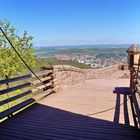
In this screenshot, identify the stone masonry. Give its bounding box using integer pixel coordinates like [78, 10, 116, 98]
[42, 64, 129, 92]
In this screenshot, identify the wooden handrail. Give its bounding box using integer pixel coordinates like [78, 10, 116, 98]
[0, 90, 32, 106]
[0, 83, 31, 95]
[0, 70, 54, 121]
[0, 74, 32, 85]
[32, 76, 52, 86]
[32, 70, 53, 77]
[130, 66, 140, 128]
[0, 99, 35, 119]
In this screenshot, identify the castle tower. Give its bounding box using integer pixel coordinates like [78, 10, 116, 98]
[127, 44, 140, 68]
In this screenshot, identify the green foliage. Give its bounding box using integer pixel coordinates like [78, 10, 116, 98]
[0, 19, 36, 79]
[34, 58, 94, 69]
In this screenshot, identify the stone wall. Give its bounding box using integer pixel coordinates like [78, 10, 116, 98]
[84, 65, 120, 79]
[42, 64, 124, 92]
[52, 65, 85, 91]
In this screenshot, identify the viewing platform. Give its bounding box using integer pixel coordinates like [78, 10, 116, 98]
[0, 77, 139, 140]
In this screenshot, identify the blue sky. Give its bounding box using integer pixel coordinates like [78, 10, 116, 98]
[0, 0, 140, 46]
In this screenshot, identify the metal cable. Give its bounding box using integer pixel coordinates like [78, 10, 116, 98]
[87, 98, 130, 116]
[0, 27, 51, 89]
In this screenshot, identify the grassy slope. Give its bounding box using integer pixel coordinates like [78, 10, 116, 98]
[34, 58, 93, 70]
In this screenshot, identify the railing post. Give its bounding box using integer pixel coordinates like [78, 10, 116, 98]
[127, 44, 140, 128]
[130, 67, 135, 91]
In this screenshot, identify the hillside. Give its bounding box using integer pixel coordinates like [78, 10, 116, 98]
[35, 58, 93, 70]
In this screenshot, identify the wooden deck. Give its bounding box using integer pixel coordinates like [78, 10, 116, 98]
[0, 79, 140, 140]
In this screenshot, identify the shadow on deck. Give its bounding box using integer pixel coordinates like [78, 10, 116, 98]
[113, 87, 131, 125]
[0, 100, 139, 140]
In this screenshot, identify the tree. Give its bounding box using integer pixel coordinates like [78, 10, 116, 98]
[0, 19, 36, 80]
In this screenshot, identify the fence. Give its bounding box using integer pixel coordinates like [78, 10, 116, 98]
[130, 67, 140, 128]
[0, 69, 54, 121]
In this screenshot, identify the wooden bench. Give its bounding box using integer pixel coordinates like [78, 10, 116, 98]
[0, 70, 54, 121]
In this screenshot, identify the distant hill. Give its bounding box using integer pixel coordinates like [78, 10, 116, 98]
[34, 46, 128, 59]
[35, 58, 93, 70]
[34, 44, 131, 49]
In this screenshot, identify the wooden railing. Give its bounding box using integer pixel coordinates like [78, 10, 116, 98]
[0, 69, 54, 121]
[130, 67, 140, 128]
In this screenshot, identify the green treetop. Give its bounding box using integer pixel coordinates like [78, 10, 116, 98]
[0, 19, 36, 80]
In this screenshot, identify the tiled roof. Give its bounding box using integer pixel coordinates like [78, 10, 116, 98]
[127, 44, 140, 53]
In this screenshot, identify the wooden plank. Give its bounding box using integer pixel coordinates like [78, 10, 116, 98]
[0, 74, 32, 85]
[32, 76, 52, 85]
[129, 95, 138, 128]
[136, 79, 140, 87]
[0, 98, 35, 119]
[37, 83, 52, 90]
[0, 90, 32, 106]
[0, 83, 31, 95]
[135, 84, 140, 93]
[137, 73, 140, 79]
[31, 83, 52, 94]
[33, 89, 53, 101]
[32, 70, 53, 78]
[132, 94, 140, 125]
[31, 88, 39, 94]
[136, 93, 140, 110]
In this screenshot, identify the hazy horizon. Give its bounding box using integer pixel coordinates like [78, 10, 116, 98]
[33, 44, 132, 48]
